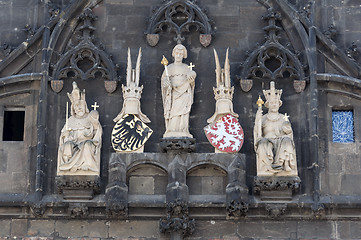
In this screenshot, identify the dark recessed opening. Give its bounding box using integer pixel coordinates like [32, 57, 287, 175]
[3, 110, 25, 141]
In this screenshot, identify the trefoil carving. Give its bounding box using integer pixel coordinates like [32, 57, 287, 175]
[145, 0, 213, 47]
[240, 8, 305, 93]
[52, 8, 118, 93]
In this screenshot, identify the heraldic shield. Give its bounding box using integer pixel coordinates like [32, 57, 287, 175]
[204, 114, 244, 153]
[112, 114, 153, 152]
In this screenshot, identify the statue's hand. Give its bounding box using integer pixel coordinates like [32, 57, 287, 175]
[255, 108, 263, 122]
[187, 72, 196, 86]
[282, 121, 292, 134]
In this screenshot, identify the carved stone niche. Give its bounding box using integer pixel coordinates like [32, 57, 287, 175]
[55, 175, 100, 200]
[253, 176, 301, 201]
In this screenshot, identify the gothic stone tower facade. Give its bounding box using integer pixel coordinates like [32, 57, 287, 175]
[0, 0, 361, 239]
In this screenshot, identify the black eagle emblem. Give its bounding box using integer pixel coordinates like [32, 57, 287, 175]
[111, 114, 153, 152]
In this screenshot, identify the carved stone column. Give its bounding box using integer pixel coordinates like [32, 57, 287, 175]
[226, 155, 249, 219]
[105, 153, 128, 218]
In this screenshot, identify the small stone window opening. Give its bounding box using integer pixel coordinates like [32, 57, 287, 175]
[2, 108, 25, 141]
[332, 110, 354, 143]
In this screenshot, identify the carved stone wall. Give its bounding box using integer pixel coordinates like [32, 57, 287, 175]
[1, 0, 361, 239]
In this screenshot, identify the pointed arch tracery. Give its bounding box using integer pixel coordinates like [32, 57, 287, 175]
[51, 8, 118, 93]
[145, 0, 213, 47]
[240, 8, 306, 93]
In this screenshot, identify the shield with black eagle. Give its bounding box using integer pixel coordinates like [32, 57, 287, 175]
[111, 114, 153, 152]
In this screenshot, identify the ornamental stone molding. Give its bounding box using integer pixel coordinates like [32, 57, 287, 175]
[51, 8, 118, 93]
[240, 8, 305, 93]
[145, 0, 213, 47]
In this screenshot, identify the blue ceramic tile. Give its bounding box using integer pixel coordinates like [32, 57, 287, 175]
[332, 111, 354, 143]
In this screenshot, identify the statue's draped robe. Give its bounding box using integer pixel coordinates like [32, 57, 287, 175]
[254, 113, 297, 176]
[57, 111, 102, 175]
[161, 63, 195, 138]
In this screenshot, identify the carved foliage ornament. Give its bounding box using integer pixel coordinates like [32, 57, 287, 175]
[240, 8, 305, 93]
[159, 199, 195, 236]
[52, 8, 117, 93]
[146, 0, 213, 47]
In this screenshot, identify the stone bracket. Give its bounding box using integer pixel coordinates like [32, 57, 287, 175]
[55, 175, 100, 200]
[253, 176, 301, 201]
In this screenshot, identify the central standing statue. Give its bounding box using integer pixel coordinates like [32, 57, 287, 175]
[161, 44, 196, 138]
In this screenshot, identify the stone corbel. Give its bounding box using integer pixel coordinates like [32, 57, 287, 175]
[159, 199, 195, 238]
[68, 203, 89, 218]
[265, 203, 287, 218]
[30, 202, 46, 218]
[253, 176, 301, 201]
[55, 175, 101, 200]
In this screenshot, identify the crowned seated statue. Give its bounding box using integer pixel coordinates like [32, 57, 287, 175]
[254, 81, 298, 176]
[57, 82, 102, 176]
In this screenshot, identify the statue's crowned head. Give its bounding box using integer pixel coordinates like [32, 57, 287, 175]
[172, 44, 187, 59]
[67, 81, 89, 116]
[263, 81, 283, 109]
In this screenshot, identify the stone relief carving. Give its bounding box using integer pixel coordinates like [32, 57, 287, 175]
[51, 8, 118, 93]
[68, 203, 89, 218]
[240, 8, 305, 93]
[266, 203, 287, 218]
[159, 199, 195, 237]
[145, 0, 213, 47]
[254, 81, 298, 176]
[57, 82, 102, 176]
[161, 44, 196, 138]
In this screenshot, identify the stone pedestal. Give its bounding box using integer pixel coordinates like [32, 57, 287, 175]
[55, 175, 100, 200]
[253, 176, 301, 201]
[160, 138, 196, 153]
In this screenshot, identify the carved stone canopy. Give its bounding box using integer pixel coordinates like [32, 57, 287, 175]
[240, 8, 305, 92]
[145, 0, 213, 47]
[51, 8, 118, 93]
